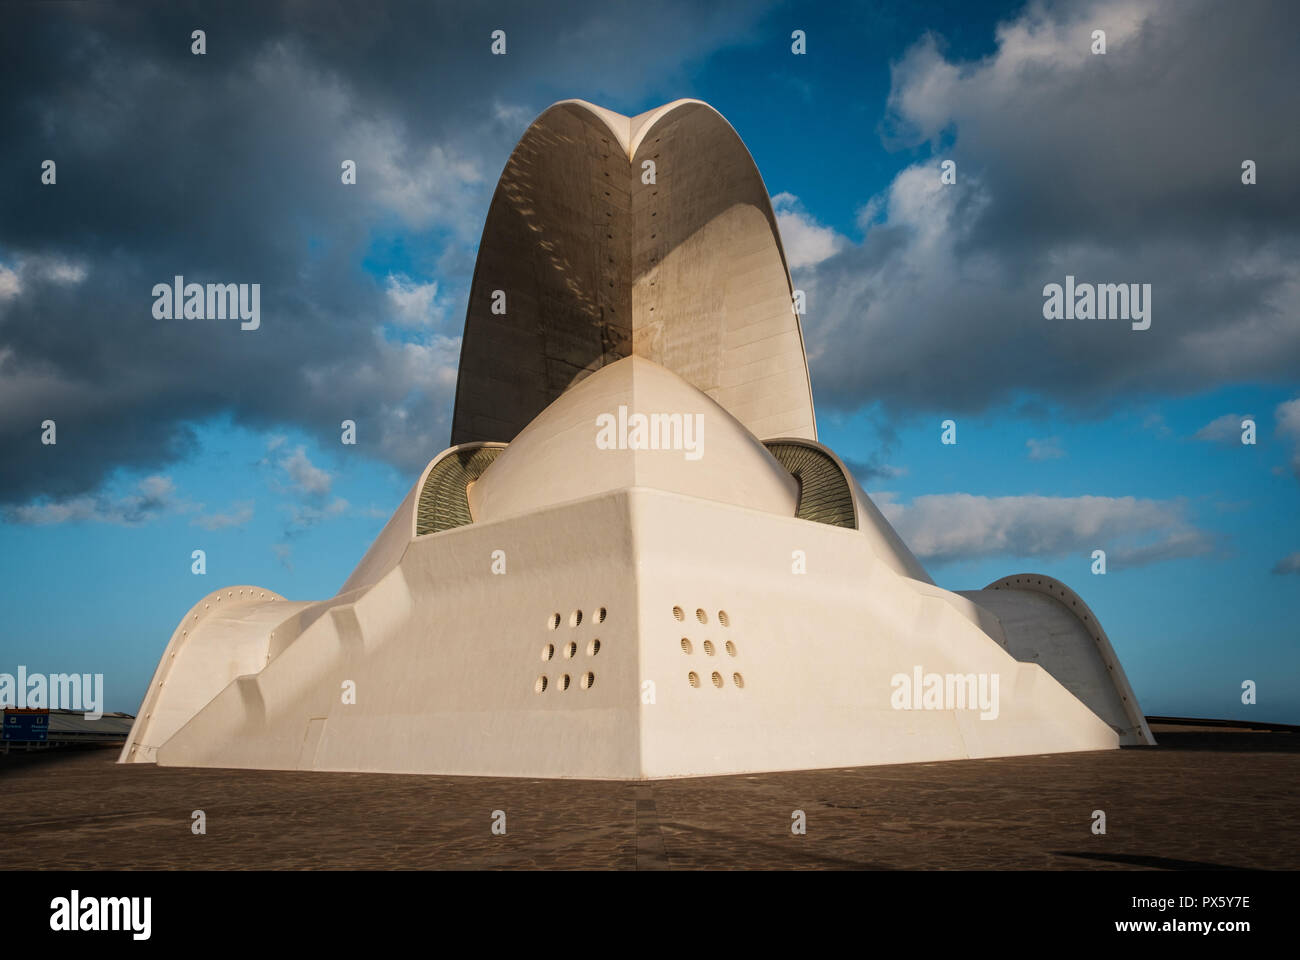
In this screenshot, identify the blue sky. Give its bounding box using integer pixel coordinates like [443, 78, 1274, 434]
[1, 0, 1297, 722]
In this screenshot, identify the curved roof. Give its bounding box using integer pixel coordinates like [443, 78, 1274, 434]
[468, 356, 799, 523]
[764, 436, 933, 584]
[414, 443, 506, 536]
[451, 99, 817, 446]
[764, 440, 857, 528]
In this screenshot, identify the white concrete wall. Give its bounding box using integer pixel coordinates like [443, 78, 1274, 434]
[145, 487, 1117, 778]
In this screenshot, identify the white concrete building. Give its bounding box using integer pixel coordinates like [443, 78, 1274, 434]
[121, 100, 1153, 778]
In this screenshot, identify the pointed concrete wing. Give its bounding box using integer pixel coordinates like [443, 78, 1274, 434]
[450, 99, 817, 445]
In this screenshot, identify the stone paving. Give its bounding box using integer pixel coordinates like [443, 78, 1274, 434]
[3, 726, 1296, 870]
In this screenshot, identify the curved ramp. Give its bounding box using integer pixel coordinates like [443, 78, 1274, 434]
[119, 585, 308, 763]
[958, 575, 1155, 745]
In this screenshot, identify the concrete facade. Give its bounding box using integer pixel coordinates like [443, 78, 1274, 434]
[121, 100, 1153, 778]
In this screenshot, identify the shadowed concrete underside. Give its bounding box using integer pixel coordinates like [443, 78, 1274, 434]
[450, 99, 817, 447]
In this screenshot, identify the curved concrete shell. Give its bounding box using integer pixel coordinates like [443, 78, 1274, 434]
[450, 99, 817, 446]
[122, 98, 1152, 778]
[468, 356, 799, 524]
[959, 575, 1156, 745]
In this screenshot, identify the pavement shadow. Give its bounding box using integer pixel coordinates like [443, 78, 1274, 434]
[1052, 851, 1259, 871]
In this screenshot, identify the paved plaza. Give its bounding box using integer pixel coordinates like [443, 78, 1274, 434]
[3, 725, 1295, 870]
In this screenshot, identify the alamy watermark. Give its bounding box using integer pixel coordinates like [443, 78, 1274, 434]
[0, 666, 104, 719]
[595, 405, 704, 461]
[890, 666, 1000, 720]
[1042, 275, 1151, 330]
[152, 275, 260, 330]
[50, 890, 150, 940]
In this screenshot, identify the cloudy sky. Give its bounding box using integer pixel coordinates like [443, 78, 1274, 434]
[2, 0, 1297, 722]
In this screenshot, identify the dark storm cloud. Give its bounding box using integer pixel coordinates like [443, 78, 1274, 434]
[0, 0, 775, 504]
[801, 0, 1300, 418]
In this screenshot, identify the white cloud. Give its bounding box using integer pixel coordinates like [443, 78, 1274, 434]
[262, 438, 356, 535]
[887, 1, 1175, 146]
[1275, 397, 1300, 478]
[43, 259, 87, 285]
[0, 255, 88, 306]
[771, 192, 848, 270]
[491, 101, 534, 130]
[285, 496, 349, 532]
[280, 445, 333, 497]
[1026, 436, 1065, 460]
[880, 492, 1211, 568]
[9, 497, 101, 525]
[1194, 413, 1252, 444]
[299, 328, 462, 467]
[1141, 411, 1172, 437]
[239, 42, 487, 237]
[0, 264, 19, 301]
[844, 457, 908, 482]
[193, 501, 255, 530]
[6, 475, 176, 526]
[801, 0, 1300, 416]
[385, 273, 445, 327]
